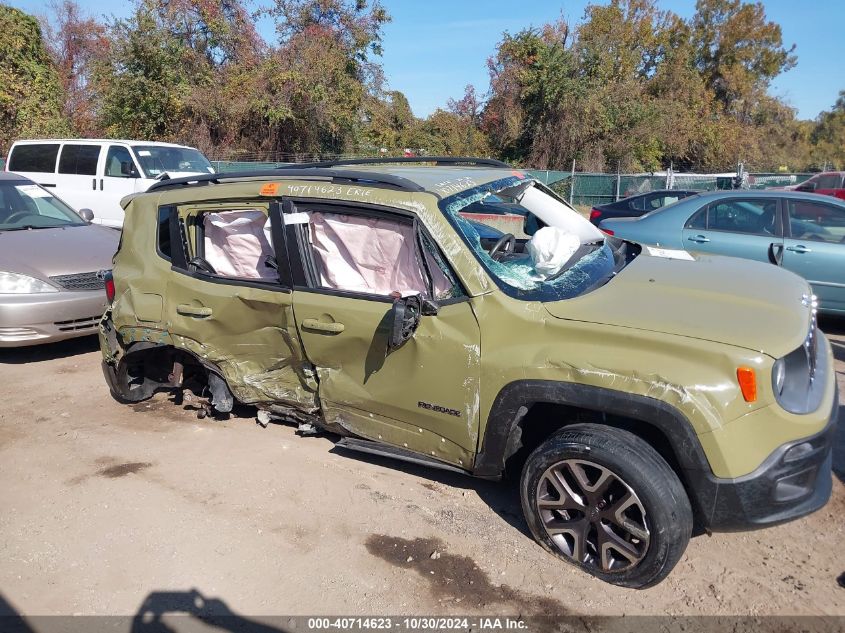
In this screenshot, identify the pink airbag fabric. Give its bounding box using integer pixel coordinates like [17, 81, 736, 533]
[203, 210, 275, 279]
[309, 212, 449, 297]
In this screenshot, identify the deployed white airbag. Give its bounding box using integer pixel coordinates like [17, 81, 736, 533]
[203, 210, 276, 279]
[519, 185, 604, 243]
[527, 226, 581, 278]
[309, 212, 431, 296]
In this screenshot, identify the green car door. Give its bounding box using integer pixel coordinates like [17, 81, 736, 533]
[680, 197, 783, 264]
[782, 197, 845, 314]
[280, 199, 482, 468]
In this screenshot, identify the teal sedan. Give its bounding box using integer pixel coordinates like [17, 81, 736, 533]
[599, 190, 845, 315]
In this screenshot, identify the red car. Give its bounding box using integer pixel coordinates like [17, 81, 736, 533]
[785, 172, 845, 200]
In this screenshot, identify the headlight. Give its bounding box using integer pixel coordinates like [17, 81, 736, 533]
[772, 325, 827, 415]
[772, 358, 786, 397]
[0, 271, 58, 294]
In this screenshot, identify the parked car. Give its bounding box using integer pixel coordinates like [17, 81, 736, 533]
[588, 189, 700, 226]
[0, 172, 119, 347]
[773, 171, 845, 201]
[99, 157, 835, 588]
[598, 190, 845, 315]
[5, 139, 215, 228]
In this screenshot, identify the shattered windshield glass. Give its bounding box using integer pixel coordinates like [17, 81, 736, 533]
[439, 176, 625, 301]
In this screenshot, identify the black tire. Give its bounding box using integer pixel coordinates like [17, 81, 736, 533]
[520, 423, 692, 589]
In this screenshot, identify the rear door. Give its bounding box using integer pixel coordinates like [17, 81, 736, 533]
[283, 198, 481, 468]
[162, 200, 319, 413]
[681, 197, 783, 263]
[54, 143, 102, 213]
[782, 198, 845, 313]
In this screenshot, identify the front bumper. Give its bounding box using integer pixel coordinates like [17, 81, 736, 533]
[692, 388, 839, 531]
[0, 290, 107, 347]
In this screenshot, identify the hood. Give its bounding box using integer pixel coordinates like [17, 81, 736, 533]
[153, 170, 211, 181]
[543, 250, 813, 358]
[0, 225, 120, 281]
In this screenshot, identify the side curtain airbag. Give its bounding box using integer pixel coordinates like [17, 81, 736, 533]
[203, 210, 276, 279]
[309, 212, 429, 296]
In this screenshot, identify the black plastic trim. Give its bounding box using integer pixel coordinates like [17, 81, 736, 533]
[291, 285, 395, 303]
[474, 380, 710, 479]
[146, 168, 427, 194]
[687, 388, 838, 531]
[475, 378, 838, 531]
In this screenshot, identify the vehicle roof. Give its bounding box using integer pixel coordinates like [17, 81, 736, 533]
[10, 139, 197, 149]
[146, 160, 523, 199]
[690, 189, 845, 202]
[626, 189, 699, 196]
[333, 164, 518, 192]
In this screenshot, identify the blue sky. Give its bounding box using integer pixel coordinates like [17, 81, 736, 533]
[10, 0, 845, 120]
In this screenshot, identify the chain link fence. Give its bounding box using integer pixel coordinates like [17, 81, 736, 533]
[528, 170, 814, 207]
[206, 160, 815, 208]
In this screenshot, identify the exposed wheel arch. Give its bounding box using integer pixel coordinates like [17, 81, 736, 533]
[103, 341, 233, 412]
[473, 380, 715, 530]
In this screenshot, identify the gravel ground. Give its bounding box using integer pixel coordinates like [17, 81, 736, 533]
[0, 321, 842, 624]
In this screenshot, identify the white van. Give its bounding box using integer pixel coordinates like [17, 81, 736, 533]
[5, 140, 215, 227]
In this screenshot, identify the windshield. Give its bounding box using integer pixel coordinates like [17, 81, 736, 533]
[132, 146, 214, 178]
[440, 177, 629, 301]
[0, 181, 87, 231]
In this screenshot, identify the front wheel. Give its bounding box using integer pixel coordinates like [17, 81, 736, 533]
[520, 424, 692, 588]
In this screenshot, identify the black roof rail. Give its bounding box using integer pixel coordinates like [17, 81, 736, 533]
[146, 168, 428, 194]
[281, 156, 512, 169]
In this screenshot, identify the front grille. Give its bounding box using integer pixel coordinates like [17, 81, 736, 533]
[54, 316, 100, 332]
[49, 271, 105, 291]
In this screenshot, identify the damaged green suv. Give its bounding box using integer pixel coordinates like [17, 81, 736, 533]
[100, 157, 838, 588]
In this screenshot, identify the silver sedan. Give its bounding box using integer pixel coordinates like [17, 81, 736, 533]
[0, 172, 119, 347]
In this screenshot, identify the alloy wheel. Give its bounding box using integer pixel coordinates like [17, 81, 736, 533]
[536, 459, 650, 572]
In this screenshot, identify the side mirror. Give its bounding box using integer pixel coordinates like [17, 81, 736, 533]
[388, 295, 422, 350]
[79, 208, 94, 222]
[120, 161, 138, 177]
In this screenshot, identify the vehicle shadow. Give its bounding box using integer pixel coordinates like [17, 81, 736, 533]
[329, 443, 532, 540]
[0, 335, 99, 364]
[130, 589, 288, 633]
[0, 593, 35, 633]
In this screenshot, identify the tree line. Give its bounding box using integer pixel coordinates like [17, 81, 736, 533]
[1, 0, 843, 172]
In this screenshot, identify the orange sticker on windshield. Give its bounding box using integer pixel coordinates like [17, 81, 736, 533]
[260, 182, 279, 196]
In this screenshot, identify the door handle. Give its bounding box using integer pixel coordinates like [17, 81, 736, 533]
[786, 245, 812, 254]
[100, 178, 104, 190]
[176, 304, 212, 317]
[302, 318, 345, 333]
[92, 178, 97, 190]
[687, 235, 710, 243]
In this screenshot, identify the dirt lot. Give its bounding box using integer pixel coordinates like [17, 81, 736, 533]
[0, 321, 843, 622]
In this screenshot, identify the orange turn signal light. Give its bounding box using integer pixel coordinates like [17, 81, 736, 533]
[736, 366, 757, 402]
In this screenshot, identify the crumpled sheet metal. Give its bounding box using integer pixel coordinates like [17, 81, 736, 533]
[469, 291, 764, 459]
[542, 359, 727, 433]
[321, 401, 474, 468]
[113, 319, 319, 415]
[169, 327, 319, 412]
